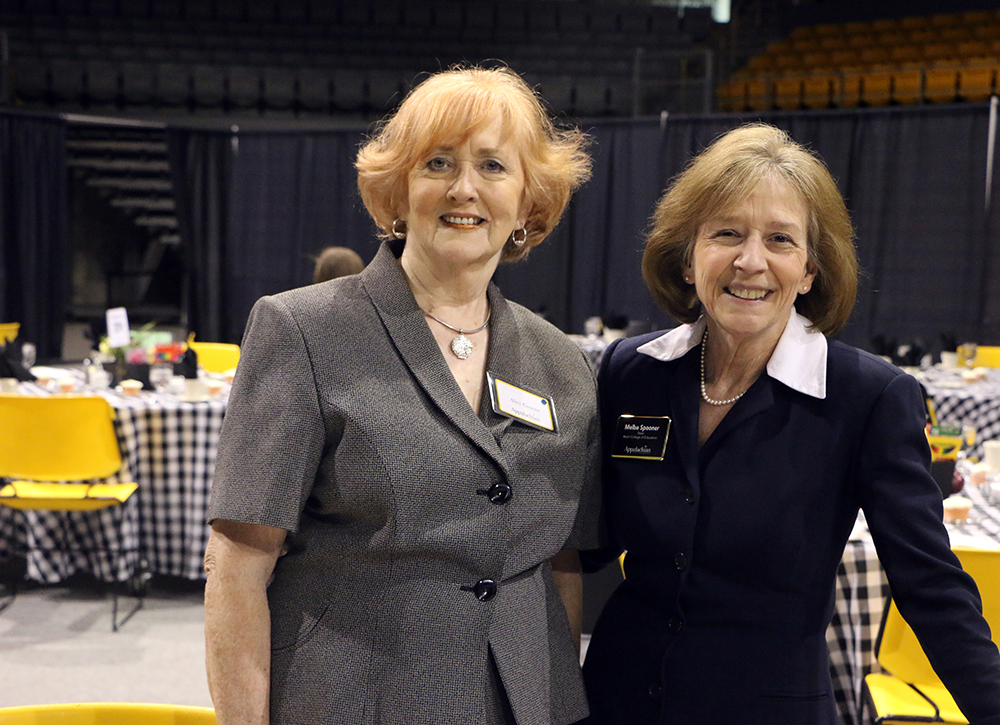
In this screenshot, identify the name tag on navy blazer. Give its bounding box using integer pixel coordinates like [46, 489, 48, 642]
[611, 415, 671, 460]
[487, 372, 558, 433]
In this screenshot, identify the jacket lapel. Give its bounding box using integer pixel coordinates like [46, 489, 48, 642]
[361, 241, 509, 468]
[479, 284, 520, 441]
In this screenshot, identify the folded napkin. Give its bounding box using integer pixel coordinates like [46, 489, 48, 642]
[0, 339, 35, 382]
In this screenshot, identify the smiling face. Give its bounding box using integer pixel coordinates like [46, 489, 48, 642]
[401, 117, 527, 273]
[685, 174, 817, 346]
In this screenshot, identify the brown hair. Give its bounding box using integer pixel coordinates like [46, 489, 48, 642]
[642, 122, 857, 336]
[312, 246, 365, 284]
[355, 65, 591, 262]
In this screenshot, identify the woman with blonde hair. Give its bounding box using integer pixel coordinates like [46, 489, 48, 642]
[204, 65, 600, 725]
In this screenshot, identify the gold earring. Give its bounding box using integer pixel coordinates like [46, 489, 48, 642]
[391, 219, 406, 240]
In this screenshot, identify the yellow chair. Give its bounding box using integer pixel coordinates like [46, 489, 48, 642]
[773, 75, 804, 110]
[958, 65, 996, 101]
[953, 547, 1000, 634]
[186, 334, 240, 374]
[0, 394, 142, 631]
[0, 703, 216, 724]
[863, 548, 1000, 724]
[974, 346, 1000, 367]
[925, 66, 960, 103]
[0, 322, 19, 343]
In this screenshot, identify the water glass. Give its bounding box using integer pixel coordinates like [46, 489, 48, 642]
[958, 342, 978, 368]
[149, 363, 173, 395]
[21, 342, 36, 369]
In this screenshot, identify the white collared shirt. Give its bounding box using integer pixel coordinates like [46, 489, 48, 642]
[635, 311, 828, 400]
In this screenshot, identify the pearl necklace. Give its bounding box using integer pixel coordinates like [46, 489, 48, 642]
[700, 329, 748, 406]
[424, 306, 491, 360]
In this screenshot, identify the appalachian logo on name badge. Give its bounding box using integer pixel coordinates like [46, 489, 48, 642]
[611, 415, 671, 460]
[487, 372, 558, 433]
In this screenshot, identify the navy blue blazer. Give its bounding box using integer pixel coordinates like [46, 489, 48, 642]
[582, 332, 1000, 725]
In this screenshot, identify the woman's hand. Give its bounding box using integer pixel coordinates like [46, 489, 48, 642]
[550, 549, 584, 655]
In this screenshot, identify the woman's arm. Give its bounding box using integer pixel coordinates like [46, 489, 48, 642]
[550, 549, 583, 655]
[204, 519, 287, 725]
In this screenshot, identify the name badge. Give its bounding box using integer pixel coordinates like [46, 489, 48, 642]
[487, 372, 558, 433]
[611, 415, 671, 460]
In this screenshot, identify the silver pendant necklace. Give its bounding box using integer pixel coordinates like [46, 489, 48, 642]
[424, 305, 491, 360]
[700, 328, 748, 406]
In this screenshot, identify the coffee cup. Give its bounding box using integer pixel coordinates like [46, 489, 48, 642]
[57, 378, 77, 394]
[939, 351, 959, 368]
[984, 440, 1000, 471]
[184, 378, 207, 400]
[0, 378, 19, 393]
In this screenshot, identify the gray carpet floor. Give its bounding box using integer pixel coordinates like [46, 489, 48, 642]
[0, 574, 212, 708]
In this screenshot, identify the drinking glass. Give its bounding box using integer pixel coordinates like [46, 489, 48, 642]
[958, 342, 978, 369]
[21, 342, 36, 369]
[149, 363, 173, 396]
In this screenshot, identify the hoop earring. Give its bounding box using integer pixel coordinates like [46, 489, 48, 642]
[511, 228, 527, 247]
[392, 219, 407, 240]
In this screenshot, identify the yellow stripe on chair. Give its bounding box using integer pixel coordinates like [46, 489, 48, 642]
[0, 481, 138, 511]
[0, 702, 216, 724]
[864, 673, 967, 723]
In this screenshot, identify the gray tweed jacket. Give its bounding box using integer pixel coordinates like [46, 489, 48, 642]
[209, 241, 602, 725]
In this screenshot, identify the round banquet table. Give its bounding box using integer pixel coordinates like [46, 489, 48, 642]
[0, 374, 226, 583]
[918, 364, 1000, 460]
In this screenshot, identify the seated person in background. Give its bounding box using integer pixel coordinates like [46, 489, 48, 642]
[312, 245, 365, 284]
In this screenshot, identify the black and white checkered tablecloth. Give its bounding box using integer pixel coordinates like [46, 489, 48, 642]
[827, 482, 1000, 725]
[828, 529, 890, 725]
[920, 367, 1000, 460]
[0, 382, 225, 583]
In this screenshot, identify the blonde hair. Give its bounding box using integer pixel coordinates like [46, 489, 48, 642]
[356, 65, 591, 262]
[642, 123, 858, 336]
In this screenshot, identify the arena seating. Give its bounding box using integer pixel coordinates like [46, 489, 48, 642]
[0, 0, 714, 119]
[719, 9, 1000, 111]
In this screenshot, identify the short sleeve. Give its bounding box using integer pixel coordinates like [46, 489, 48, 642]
[207, 294, 326, 532]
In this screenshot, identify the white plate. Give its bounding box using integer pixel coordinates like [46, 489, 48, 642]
[31, 366, 74, 379]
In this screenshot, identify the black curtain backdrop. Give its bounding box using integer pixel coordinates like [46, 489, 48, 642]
[166, 103, 1000, 352]
[168, 127, 375, 344]
[168, 128, 234, 344]
[0, 112, 68, 361]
